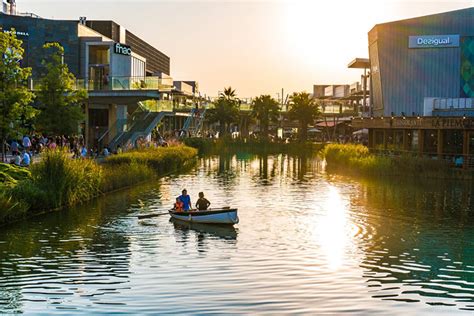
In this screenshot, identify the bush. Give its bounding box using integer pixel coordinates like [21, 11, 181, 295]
[101, 162, 155, 192]
[29, 149, 103, 208]
[0, 163, 32, 187]
[105, 145, 197, 173]
[322, 143, 451, 177]
[0, 191, 29, 223]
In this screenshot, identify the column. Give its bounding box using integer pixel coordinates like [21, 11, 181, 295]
[403, 130, 409, 152]
[383, 130, 388, 151]
[437, 129, 443, 159]
[368, 129, 374, 149]
[418, 129, 424, 157]
[463, 130, 469, 169]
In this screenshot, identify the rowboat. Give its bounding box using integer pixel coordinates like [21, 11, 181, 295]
[169, 208, 239, 225]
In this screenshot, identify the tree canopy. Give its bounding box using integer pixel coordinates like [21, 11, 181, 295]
[251, 95, 280, 139]
[288, 92, 321, 142]
[207, 86, 239, 136]
[35, 42, 87, 136]
[0, 30, 36, 160]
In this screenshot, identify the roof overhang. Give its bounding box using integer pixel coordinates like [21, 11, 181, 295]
[348, 58, 370, 69]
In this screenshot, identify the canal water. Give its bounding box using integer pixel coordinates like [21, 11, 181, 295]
[1, 154, 474, 314]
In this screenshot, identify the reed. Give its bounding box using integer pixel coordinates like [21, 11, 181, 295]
[322, 143, 451, 177]
[0, 145, 198, 226]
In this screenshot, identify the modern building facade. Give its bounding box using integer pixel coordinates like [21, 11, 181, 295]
[353, 8, 474, 167]
[0, 11, 201, 148]
[368, 7, 474, 117]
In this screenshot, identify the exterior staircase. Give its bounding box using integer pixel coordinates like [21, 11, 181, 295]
[181, 107, 207, 137]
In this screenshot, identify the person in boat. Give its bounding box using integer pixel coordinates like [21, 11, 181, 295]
[178, 189, 192, 211]
[174, 197, 184, 212]
[195, 192, 211, 211]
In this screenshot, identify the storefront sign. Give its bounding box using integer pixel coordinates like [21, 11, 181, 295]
[1, 28, 29, 37]
[114, 43, 132, 56]
[409, 35, 459, 48]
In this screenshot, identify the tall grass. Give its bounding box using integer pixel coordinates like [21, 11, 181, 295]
[184, 137, 323, 155]
[0, 145, 197, 226]
[322, 143, 451, 177]
[105, 145, 197, 172]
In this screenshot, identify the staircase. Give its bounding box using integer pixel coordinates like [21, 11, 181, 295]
[107, 103, 169, 150]
[181, 107, 207, 137]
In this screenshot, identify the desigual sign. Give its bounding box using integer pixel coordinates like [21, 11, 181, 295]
[114, 43, 132, 56]
[408, 35, 459, 48]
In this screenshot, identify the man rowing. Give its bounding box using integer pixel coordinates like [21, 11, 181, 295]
[178, 189, 192, 211]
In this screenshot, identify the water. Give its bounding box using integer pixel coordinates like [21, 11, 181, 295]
[2, 153, 474, 314]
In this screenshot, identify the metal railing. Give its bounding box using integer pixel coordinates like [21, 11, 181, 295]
[30, 76, 174, 92]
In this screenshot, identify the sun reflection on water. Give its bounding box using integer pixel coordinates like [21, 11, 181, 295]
[316, 186, 351, 270]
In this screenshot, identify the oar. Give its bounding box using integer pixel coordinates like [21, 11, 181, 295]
[137, 209, 172, 219]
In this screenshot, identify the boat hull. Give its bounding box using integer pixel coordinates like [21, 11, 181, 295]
[169, 208, 239, 225]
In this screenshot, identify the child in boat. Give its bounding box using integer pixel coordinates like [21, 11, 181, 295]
[174, 197, 184, 212]
[195, 192, 211, 211]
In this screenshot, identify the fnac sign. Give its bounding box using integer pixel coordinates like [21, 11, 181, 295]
[114, 43, 132, 56]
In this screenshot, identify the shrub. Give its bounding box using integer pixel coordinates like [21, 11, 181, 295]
[322, 143, 451, 177]
[101, 162, 155, 192]
[105, 145, 197, 173]
[29, 149, 103, 208]
[0, 163, 32, 187]
[0, 191, 29, 223]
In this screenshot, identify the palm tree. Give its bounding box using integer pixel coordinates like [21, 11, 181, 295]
[220, 87, 237, 100]
[251, 95, 280, 140]
[288, 92, 321, 142]
[207, 87, 239, 136]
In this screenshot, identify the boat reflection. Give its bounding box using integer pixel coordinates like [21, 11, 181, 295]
[170, 218, 238, 241]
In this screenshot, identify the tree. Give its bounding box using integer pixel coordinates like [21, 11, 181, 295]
[35, 43, 87, 136]
[207, 86, 239, 136]
[0, 30, 36, 162]
[288, 92, 321, 142]
[251, 95, 280, 140]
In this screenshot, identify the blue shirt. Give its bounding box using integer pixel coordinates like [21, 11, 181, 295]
[179, 194, 191, 211]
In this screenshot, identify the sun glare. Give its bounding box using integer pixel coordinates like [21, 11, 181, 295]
[316, 186, 350, 270]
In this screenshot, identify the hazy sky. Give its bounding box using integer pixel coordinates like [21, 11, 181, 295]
[18, 0, 474, 97]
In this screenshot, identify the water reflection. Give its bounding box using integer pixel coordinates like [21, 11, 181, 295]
[2, 153, 474, 313]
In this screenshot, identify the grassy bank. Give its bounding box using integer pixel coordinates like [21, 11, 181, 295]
[184, 137, 324, 155]
[322, 143, 452, 178]
[0, 145, 197, 226]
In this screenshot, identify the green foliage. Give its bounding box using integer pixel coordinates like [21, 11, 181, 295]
[184, 137, 323, 155]
[251, 95, 280, 140]
[105, 145, 198, 173]
[0, 163, 31, 187]
[29, 149, 102, 208]
[323, 143, 451, 177]
[288, 92, 321, 142]
[0, 29, 36, 158]
[0, 146, 197, 226]
[101, 162, 155, 192]
[0, 191, 29, 223]
[206, 86, 240, 135]
[35, 43, 87, 136]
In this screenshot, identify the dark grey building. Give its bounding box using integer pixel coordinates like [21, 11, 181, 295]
[85, 20, 170, 75]
[369, 7, 474, 117]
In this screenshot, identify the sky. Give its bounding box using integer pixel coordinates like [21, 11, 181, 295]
[18, 0, 474, 98]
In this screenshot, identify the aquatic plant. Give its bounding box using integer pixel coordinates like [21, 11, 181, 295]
[322, 143, 451, 177]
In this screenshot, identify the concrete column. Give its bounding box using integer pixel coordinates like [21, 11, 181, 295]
[463, 130, 469, 169]
[383, 130, 388, 151]
[437, 129, 443, 159]
[403, 130, 409, 152]
[368, 129, 374, 149]
[418, 129, 424, 157]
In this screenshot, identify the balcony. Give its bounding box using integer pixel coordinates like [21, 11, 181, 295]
[30, 76, 174, 92]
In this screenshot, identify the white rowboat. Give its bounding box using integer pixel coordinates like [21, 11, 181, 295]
[169, 208, 239, 225]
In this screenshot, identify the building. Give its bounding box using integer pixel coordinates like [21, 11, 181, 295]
[353, 8, 474, 167]
[0, 10, 203, 148]
[368, 7, 474, 117]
